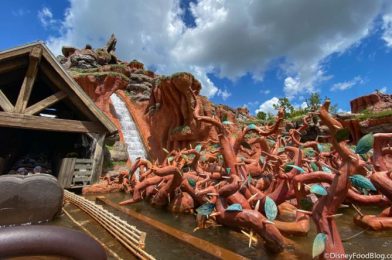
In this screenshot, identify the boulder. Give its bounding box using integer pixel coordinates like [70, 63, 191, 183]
[350, 92, 392, 113]
[109, 141, 129, 161]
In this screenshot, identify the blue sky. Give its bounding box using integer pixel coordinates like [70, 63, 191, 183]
[1, 0, 392, 114]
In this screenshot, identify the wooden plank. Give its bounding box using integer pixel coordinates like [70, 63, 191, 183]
[39, 62, 98, 122]
[73, 176, 91, 182]
[24, 91, 67, 115]
[57, 158, 76, 188]
[0, 43, 32, 62]
[75, 159, 94, 163]
[74, 171, 93, 177]
[14, 46, 43, 113]
[90, 133, 105, 184]
[66, 158, 76, 188]
[75, 165, 93, 172]
[0, 111, 106, 133]
[74, 163, 93, 168]
[0, 58, 27, 74]
[97, 197, 248, 260]
[0, 90, 14, 112]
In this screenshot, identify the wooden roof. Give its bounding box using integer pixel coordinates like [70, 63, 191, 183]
[0, 42, 117, 134]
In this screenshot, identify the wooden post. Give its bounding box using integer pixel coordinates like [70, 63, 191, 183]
[0, 90, 14, 112]
[14, 46, 42, 113]
[24, 91, 67, 115]
[89, 133, 106, 184]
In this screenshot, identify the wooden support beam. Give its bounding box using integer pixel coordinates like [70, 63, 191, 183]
[25, 91, 67, 115]
[0, 111, 106, 133]
[39, 62, 99, 122]
[14, 46, 43, 113]
[88, 133, 106, 184]
[0, 59, 27, 74]
[0, 90, 14, 112]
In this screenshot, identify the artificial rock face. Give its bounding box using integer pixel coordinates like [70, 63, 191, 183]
[61, 35, 249, 163]
[350, 92, 392, 113]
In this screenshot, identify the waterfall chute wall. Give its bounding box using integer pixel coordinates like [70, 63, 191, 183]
[110, 93, 148, 166]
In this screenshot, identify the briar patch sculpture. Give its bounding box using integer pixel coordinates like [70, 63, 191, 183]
[56, 37, 392, 258]
[116, 94, 391, 259]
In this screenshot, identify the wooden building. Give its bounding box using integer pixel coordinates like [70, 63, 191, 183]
[0, 42, 117, 188]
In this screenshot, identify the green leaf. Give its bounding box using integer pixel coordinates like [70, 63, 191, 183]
[304, 148, 315, 157]
[264, 196, 277, 221]
[162, 148, 170, 154]
[241, 141, 252, 150]
[259, 156, 265, 164]
[225, 203, 243, 212]
[283, 162, 296, 173]
[335, 128, 350, 142]
[299, 197, 313, 211]
[226, 168, 231, 174]
[167, 156, 174, 163]
[247, 175, 252, 186]
[312, 233, 327, 258]
[360, 153, 369, 161]
[349, 175, 376, 191]
[247, 123, 257, 130]
[310, 162, 319, 172]
[196, 203, 215, 216]
[181, 154, 188, 160]
[195, 144, 202, 153]
[355, 133, 374, 154]
[321, 165, 332, 173]
[222, 120, 233, 125]
[285, 164, 305, 173]
[277, 147, 285, 153]
[310, 184, 328, 196]
[317, 143, 324, 152]
[267, 139, 276, 146]
[188, 178, 196, 187]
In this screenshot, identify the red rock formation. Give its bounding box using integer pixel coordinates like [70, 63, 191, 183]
[146, 72, 243, 161]
[350, 92, 392, 113]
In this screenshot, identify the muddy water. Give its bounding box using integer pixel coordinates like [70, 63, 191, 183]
[78, 193, 392, 259]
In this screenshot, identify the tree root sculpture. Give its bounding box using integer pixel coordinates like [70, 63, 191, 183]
[117, 94, 392, 257]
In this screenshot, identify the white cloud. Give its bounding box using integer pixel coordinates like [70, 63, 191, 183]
[337, 108, 351, 114]
[300, 102, 308, 109]
[46, 0, 219, 98]
[38, 7, 57, 28]
[217, 89, 231, 100]
[46, 0, 387, 99]
[284, 77, 301, 98]
[382, 15, 392, 47]
[382, 3, 392, 47]
[174, 0, 382, 97]
[379, 87, 388, 93]
[331, 76, 364, 91]
[255, 97, 279, 115]
[260, 89, 270, 95]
